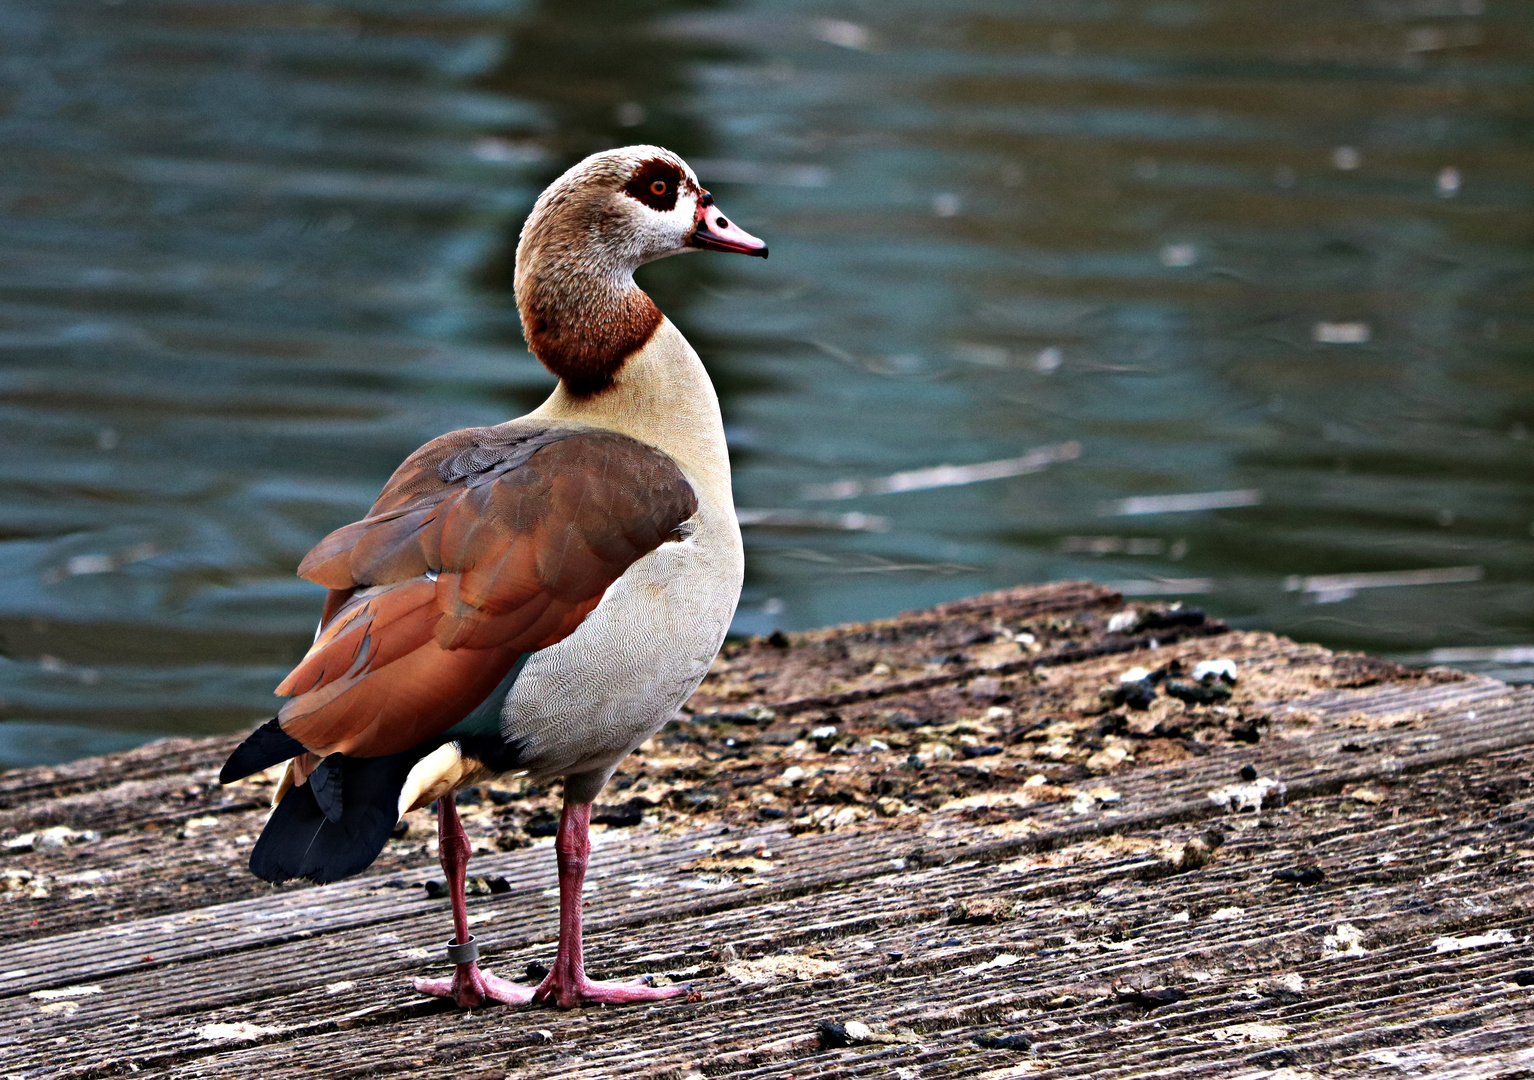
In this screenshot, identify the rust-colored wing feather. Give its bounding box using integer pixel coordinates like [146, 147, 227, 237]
[274, 421, 697, 758]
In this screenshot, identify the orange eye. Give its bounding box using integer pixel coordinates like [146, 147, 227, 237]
[650, 180, 668, 195]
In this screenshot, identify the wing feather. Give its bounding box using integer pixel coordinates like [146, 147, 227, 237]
[271, 421, 697, 758]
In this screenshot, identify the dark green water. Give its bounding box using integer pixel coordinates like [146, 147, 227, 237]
[2, 0, 1532, 769]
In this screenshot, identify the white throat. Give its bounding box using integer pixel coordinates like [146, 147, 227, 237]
[528, 317, 734, 507]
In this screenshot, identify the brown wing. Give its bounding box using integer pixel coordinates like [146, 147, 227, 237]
[273, 421, 698, 758]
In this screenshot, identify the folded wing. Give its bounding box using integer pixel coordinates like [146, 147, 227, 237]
[273, 421, 697, 759]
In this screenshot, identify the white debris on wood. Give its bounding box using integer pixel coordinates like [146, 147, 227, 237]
[962, 953, 1021, 976]
[2, 827, 100, 852]
[35, 999, 85, 1015]
[29, 984, 102, 1000]
[1, 869, 51, 899]
[1191, 658, 1237, 684]
[1085, 745, 1130, 774]
[1322, 923, 1369, 959]
[1251, 972, 1306, 1000]
[195, 1022, 281, 1042]
[725, 954, 843, 985]
[1107, 611, 1140, 633]
[1207, 776, 1286, 812]
[916, 742, 955, 765]
[1184, 1022, 1295, 1044]
[801, 805, 870, 831]
[1432, 929, 1515, 953]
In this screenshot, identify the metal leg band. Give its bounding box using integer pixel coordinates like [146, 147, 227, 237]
[445, 935, 480, 965]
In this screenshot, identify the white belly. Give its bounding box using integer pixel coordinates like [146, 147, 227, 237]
[496, 497, 742, 801]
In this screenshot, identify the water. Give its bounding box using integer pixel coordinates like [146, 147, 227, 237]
[2, 0, 1531, 769]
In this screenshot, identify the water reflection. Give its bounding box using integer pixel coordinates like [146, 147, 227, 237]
[678, 0, 1534, 657]
[0, 0, 1531, 769]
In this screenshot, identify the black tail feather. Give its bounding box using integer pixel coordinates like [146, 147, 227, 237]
[249, 748, 424, 884]
[220, 718, 306, 784]
[308, 754, 344, 823]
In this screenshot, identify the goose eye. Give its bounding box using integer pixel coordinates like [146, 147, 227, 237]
[650, 180, 668, 196]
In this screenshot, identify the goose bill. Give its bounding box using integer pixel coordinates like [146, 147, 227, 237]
[689, 199, 768, 257]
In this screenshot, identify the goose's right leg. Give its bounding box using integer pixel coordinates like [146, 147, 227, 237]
[531, 799, 692, 1009]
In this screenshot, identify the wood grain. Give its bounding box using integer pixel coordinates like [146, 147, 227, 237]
[2, 582, 1531, 1078]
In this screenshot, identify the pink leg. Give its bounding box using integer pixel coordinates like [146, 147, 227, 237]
[413, 797, 532, 1007]
[531, 800, 691, 1009]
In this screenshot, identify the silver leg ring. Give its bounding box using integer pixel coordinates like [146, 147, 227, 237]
[445, 935, 480, 965]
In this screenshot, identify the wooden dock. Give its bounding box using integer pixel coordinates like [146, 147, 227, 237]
[3, 582, 1532, 1078]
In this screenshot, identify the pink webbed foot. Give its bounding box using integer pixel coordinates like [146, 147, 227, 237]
[532, 968, 691, 1010]
[414, 961, 534, 1009]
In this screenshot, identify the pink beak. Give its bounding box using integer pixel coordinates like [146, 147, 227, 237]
[689, 192, 768, 258]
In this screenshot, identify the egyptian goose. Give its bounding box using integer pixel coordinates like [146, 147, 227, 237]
[220, 146, 766, 1009]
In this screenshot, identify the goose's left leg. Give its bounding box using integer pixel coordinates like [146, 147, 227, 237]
[413, 796, 532, 1007]
[532, 799, 691, 1009]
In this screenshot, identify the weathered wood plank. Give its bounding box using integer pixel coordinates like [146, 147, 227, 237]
[19, 746, 1528, 1078]
[4, 669, 1523, 998]
[3, 583, 1532, 1079]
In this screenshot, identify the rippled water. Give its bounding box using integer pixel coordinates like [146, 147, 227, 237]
[2, 0, 1531, 768]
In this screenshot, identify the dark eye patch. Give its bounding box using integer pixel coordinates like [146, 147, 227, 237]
[622, 158, 684, 212]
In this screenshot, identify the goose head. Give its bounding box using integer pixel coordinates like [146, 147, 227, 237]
[515, 145, 767, 394]
[517, 145, 765, 279]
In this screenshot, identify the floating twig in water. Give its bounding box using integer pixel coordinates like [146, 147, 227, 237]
[1104, 577, 1215, 596]
[1285, 565, 1483, 603]
[1102, 489, 1261, 516]
[736, 509, 889, 532]
[772, 549, 978, 576]
[1422, 645, 1534, 664]
[805, 442, 1081, 500]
